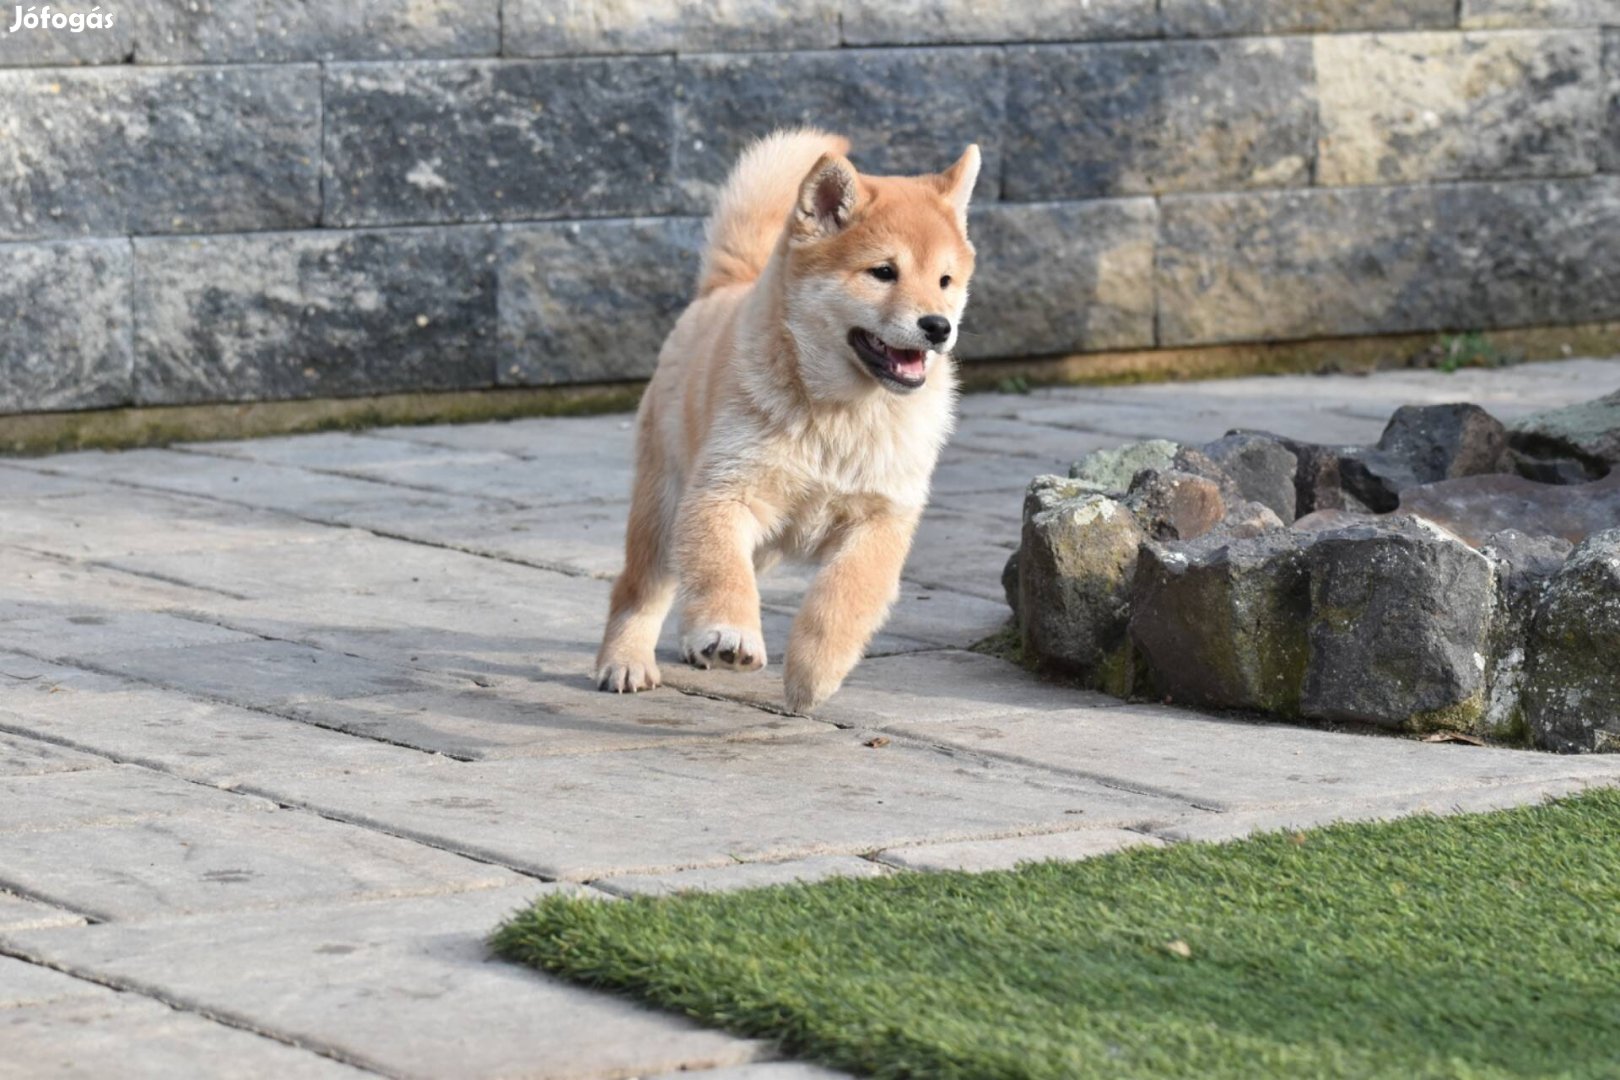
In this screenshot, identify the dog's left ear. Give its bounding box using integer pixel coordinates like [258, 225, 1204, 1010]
[937, 144, 981, 230]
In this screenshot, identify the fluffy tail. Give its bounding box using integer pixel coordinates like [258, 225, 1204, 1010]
[695, 128, 850, 298]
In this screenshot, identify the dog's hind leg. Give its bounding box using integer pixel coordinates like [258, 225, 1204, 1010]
[595, 447, 677, 693]
[783, 508, 918, 714]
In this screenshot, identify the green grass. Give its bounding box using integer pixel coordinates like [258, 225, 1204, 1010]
[493, 790, 1620, 1079]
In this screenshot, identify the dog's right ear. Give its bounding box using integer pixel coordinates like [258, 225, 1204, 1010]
[792, 154, 858, 241]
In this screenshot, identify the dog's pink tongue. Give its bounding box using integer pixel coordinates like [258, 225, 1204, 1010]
[887, 345, 926, 379]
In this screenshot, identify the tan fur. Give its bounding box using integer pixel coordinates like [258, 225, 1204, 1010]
[595, 128, 981, 713]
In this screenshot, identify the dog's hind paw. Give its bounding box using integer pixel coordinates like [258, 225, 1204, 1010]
[595, 654, 661, 693]
[681, 626, 767, 672]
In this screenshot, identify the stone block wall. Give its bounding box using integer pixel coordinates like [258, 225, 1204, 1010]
[2, 1, 1618, 415]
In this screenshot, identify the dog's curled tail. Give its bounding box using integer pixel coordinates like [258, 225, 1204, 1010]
[695, 127, 851, 298]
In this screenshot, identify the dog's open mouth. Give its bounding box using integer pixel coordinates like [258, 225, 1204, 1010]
[849, 329, 927, 391]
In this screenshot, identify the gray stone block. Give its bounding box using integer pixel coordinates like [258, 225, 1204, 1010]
[1606, 31, 1619, 173]
[505, 0, 838, 55]
[0, 6, 134, 65]
[673, 48, 1005, 211]
[0, 733, 108, 778]
[133, 227, 497, 405]
[961, 200, 1157, 360]
[0, 766, 276, 834]
[323, 59, 676, 226]
[1162, 0, 1456, 34]
[1316, 31, 1603, 186]
[0, 893, 85, 932]
[0, 66, 319, 241]
[1003, 39, 1315, 200]
[1157, 178, 1620, 346]
[1461, 0, 1618, 27]
[499, 217, 705, 387]
[0, 239, 131, 413]
[127, 0, 498, 62]
[843, 0, 1156, 45]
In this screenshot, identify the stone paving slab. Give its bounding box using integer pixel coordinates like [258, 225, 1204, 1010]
[665, 649, 1113, 726]
[86, 639, 427, 711]
[0, 546, 244, 620]
[286, 684, 827, 762]
[0, 993, 371, 1079]
[883, 705, 1620, 812]
[0, 732, 109, 778]
[0, 488, 335, 560]
[0, 894, 85, 933]
[0, 806, 523, 922]
[593, 855, 894, 898]
[0, 611, 257, 662]
[1155, 775, 1614, 843]
[0, 669, 430, 787]
[0, 955, 105, 1009]
[0, 766, 276, 835]
[3, 886, 767, 1080]
[876, 828, 1165, 872]
[242, 735, 1193, 881]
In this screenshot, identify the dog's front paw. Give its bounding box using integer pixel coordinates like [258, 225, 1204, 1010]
[681, 626, 767, 672]
[783, 658, 842, 715]
[595, 650, 662, 694]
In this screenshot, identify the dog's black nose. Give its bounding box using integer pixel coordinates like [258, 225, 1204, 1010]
[918, 315, 952, 345]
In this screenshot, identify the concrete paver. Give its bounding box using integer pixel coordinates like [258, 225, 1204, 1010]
[2, 358, 1617, 1076]
[5, 887, 766, 1080]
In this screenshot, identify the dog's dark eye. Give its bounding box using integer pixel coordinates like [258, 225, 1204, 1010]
[868, 265, 897, 282]
[940, 275, 952, 289]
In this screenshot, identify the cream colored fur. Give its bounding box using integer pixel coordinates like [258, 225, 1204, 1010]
[594, 128, 981, 713]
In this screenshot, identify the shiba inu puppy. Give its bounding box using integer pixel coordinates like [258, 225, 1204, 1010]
[594, 128, 981, 713]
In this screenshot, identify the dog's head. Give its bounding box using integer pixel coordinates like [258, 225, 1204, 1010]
[781, 146, 980, 401]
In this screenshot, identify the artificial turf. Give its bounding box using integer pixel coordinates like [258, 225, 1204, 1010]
[492, 790, 1620, 1079]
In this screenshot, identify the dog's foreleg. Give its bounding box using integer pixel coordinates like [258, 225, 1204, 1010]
[784, 509, 917, 713]
[675, 493, 770, 672]
[595, 449, 676, 693]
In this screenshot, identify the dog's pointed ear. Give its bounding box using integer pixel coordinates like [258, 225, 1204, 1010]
[793, 154, 858, 241]
[938, 144, 981, 230]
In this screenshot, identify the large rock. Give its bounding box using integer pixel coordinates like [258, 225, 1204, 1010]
[1123, 469, 1227, 542]
[961, 201, 1159, 360]
[323, 59, 676, 227]
[0, 66, 319, 242]
[1069, 440, 1180, 494]
[1228, 430, 1370, 515]
[1315, 31, 1602, 186]
[1016, 478, 1148, 690]
[1377, 403, 1509, 483]
[1191, 434, 1298, 521]
[1509, 389, 1620, 473]
[1130, 531, 1313, 714]
[1301, 517, 1498, 730]
[1003, 38, 1314, 199]
[1396, 471, 1620, 546]
[1522, 529, 1620, 753]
